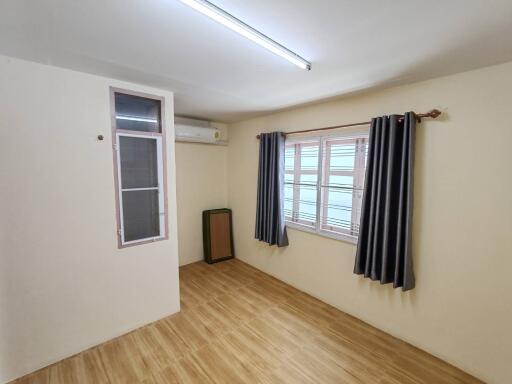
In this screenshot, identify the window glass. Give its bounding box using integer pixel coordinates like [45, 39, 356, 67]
[122, 190, 160, 242]
[298, 182, 317, 224]
[119, 136, 158, 189]
[115, 93, 161, 133]
[328, 142, 356, 172]
[284, 146, 295, 171]
[284, 141, 319, 227]
[298, 173, 317, 224]
[284, 135, 368, 242]
[284, 184, 294, 219]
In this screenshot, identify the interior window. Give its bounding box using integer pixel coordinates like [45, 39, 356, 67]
[112, 90, 167, 247]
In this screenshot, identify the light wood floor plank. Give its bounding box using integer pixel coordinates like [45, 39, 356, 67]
[11, 259, 484, 384]
[49, 348, 109, 384]
[13, 369, 50, 384]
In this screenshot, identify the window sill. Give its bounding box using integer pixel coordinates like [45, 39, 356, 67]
[285, 221, 358, 245]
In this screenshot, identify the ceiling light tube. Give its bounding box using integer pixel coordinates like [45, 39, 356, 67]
[178, 0, 311, 70]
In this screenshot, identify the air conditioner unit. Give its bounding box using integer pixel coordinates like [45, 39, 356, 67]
[175, 117, 220, 144]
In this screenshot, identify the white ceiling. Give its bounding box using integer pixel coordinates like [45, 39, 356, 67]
[1, 0, 512, 122]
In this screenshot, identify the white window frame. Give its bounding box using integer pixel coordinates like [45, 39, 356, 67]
[284, 131, 369, 244]
[111, 87, 169, 248]
[285, 140, 319, 228]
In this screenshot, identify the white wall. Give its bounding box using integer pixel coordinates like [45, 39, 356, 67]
[0, 56, 180, 383]
[227, 62, 512, 384]
[175, 124, 229, 266]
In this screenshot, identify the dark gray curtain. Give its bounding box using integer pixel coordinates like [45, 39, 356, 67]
[354, 112, 416, 291]
[255, 132, 289, 247]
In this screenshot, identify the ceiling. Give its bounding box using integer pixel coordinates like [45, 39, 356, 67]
[1, 0, 512, 122]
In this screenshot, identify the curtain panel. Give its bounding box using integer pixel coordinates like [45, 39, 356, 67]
[255, 132, 289, 247]
[354, 112, 416, 291]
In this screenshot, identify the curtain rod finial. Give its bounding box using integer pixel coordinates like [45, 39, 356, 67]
[428, 109, 442, 119]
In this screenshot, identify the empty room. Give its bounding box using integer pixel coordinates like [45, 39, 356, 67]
[1, 0, 511, 383]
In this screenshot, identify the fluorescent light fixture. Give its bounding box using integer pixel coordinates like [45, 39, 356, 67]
[178, 0, 311, 70]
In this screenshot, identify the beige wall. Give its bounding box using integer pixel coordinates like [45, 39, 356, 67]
[176, 124, 229, 266]
[0, 56, 180, 383]
[1, 54, 511, 384]
[227, 62, 512, 384]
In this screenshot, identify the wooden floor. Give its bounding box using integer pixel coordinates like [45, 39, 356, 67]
[13, 259, 483, 384]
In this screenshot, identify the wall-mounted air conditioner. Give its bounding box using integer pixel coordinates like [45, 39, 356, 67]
[175, 117, 221, 144]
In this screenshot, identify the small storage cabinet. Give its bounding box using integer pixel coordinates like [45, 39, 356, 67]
[202, 209, 235, 264]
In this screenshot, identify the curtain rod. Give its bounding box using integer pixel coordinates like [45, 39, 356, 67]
[256, 109, 442, 139]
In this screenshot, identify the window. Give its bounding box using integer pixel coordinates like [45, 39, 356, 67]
[111, 88, 168, 247]
[284, 132, 368, 243]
